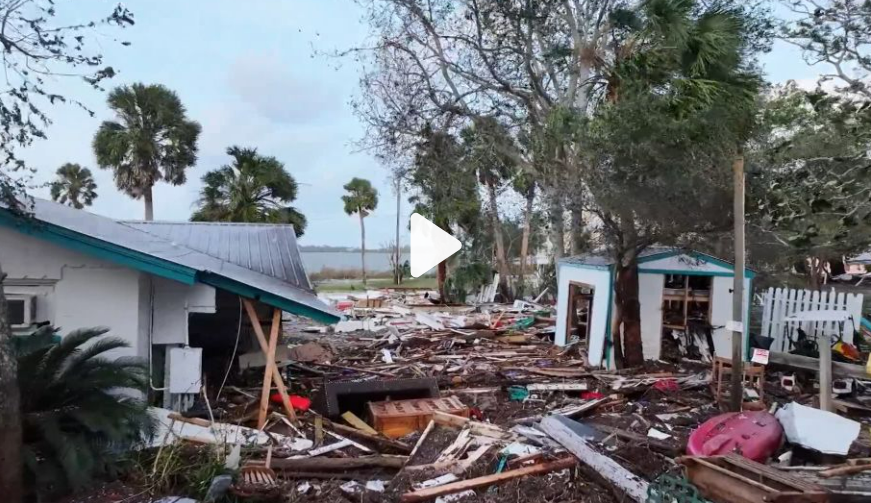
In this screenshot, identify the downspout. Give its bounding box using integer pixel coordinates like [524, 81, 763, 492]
[148, 278, 167, 392]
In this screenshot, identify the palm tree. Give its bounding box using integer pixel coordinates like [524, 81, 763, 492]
[49, 163, 98, 209]
[342, 178, 379, 286]
[93, 83, 201, 221]
[191, 146, 308, 236]
[17, 327, 154, 498]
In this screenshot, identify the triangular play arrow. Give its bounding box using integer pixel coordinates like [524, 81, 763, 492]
[410, 213, 462, 278]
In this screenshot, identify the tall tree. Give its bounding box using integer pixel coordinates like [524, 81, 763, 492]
[191, 147, 308, 236]
[461, 118, 517, 298]
[781, 0, 871, 98]
[342, 178, 379, 286]
[512, 171, 538, 284]
[581, 0, 765, 367]
[410, 126, 481, 300]
[0, 3, 133, 501]
[93, 83, 201, 221]
[49, 164, 98, 209]
[749, 85, 871, 288]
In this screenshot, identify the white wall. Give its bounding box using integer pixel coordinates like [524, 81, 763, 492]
[640, 255, 732, 274]
[639, 273, 665, 361]
[555, 264, 612, 367]
[0, 226, 216, 359]
[710, 275, 752, 359]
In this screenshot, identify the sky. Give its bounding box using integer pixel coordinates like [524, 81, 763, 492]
[21, 1, 824, 247]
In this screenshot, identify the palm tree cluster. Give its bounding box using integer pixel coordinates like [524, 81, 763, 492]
[17, 327, 154, 498]
[49, 164, 98, 209]
[191, 146, 308, 236]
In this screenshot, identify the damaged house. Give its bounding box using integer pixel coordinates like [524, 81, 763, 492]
[0, 198, 340, 408]
[555, 248, 755, 368]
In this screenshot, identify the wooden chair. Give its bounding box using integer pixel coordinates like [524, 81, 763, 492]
[711, 357, 765, 409]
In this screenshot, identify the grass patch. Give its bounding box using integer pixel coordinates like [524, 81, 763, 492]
[315, 276, 437, 292]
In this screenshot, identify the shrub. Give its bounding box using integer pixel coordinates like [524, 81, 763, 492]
[17, 327, 156, 497]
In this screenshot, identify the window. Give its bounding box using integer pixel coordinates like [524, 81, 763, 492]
[662, 275, 712, 329]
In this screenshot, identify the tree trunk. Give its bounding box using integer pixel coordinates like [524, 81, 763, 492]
[437, 260, 447, 303]
[615, 256, 644, 368]
[0, 262, 23, 503]
[144, 185, 154, 221]
[487, 182, 511, 299]
[546, 189, 565, 260]
[519, 186, 535, 282]
[360, 213, 367, 287]
[569, 202, 584, 255]
[395, 181, 402, 285]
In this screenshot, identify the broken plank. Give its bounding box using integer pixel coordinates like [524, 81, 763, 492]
[342, 411, 379, 435]
[317, 415, 411, 454]
[590, 424, 679, 456]
[308, 439, 354, 456]
[400, 457, 577, 503]
[527, 383, 588, 392]
[268, 456, 407, 471]
[539, 415, 649, 502]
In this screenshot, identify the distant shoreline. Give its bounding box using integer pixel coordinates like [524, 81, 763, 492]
[300, 246, 409, 253]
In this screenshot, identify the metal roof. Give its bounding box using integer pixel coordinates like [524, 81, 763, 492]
[1, 198, 340, 323]
[123, 221, 312, 291]
[559, 246, 678, 268]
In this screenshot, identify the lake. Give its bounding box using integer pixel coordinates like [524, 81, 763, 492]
[301, 251, 394, 273]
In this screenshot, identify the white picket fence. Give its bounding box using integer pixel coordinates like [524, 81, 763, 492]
[760, 287, 864, 352]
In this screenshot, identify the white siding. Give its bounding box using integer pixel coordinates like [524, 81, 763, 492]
[151, 276, 216, 345]
[555, 264, 612, 367]
[639, 273, 664, 361]
[640, 254, 732, 275]
[710, 275, 752, 359]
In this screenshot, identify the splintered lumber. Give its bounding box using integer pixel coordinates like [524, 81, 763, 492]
[400, 456, 577, 503]
[540, 416, 649, 502]
[342, 411, 380, 435]
[316, 415, 412, 454]
[268, 456, 408, 471]
[820, 458, 871, 478]
[432, 411, 513, 440]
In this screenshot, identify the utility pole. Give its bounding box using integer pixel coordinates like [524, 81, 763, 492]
[730, 154, 745, 412]
[394, 175, 401, 284]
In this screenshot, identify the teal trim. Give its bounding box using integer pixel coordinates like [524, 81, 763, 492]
[637, 250, 757, 279]
[603, 265, 615, 368]
[561, 262, 611, 271]
[745, 277, 753, 361]
[202, 274, 340, 325]
[0, 212, 197, 285]
[863, 317, 871, 331]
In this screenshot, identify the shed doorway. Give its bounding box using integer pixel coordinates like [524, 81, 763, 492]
[661, 274, 715, 361]
[565, 281, 595, 348]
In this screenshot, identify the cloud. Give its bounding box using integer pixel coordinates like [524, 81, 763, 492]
[227, 55, 341, 125]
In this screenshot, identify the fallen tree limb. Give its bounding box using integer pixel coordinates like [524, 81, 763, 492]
[539, 416, 649, 502]
[400, 457, 577, 502]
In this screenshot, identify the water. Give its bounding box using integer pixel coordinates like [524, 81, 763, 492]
[301, 251, 394, 273]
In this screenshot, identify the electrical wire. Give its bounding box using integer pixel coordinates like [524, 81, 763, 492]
[216, 297, 243, 401]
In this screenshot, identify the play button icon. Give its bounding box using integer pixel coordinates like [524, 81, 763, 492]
[410, 213, 462, 278]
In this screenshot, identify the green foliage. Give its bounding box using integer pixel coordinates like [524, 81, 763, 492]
[17, 327, 154, 497]
[135, 443, 229, 500]
[50, 163, 98, 209]
[0, 2, 133, 212]
[445, 261, 493, 303]
[192, 146, 308, 236]
[93, 83, 201, 207]
[748, 85, 871, 262]
[342, 178, 379, 217]
[409, 125, 480, 233]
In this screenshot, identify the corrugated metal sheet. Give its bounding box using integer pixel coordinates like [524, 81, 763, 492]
[560, 246, 677, 268]
[123, 221, 312, 292]
[16, 198, 339, 322]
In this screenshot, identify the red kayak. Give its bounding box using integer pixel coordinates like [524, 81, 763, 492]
[687, 411, 783, 462]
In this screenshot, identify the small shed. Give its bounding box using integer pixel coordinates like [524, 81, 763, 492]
[555, 248, 755, 368]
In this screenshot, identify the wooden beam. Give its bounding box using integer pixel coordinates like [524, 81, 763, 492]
[540, 416, 649, 502]
[400, 457, 577, 502]
[257, 307, 281, 429]
[768, 351, 868, 380]
[342, 411, 379, 435]
[267, 456, 407, 471]
[243, 299, 298, 425]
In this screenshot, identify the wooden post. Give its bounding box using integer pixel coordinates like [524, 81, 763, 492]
[820, 331, 833, 412]
[731, 154, 746, 412]
[257, 308, 281, 429]
[242, 299, 298, 425]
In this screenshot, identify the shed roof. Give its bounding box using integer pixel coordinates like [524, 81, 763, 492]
[0, 198, 340, 324]
[560, 246, 755, 277]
